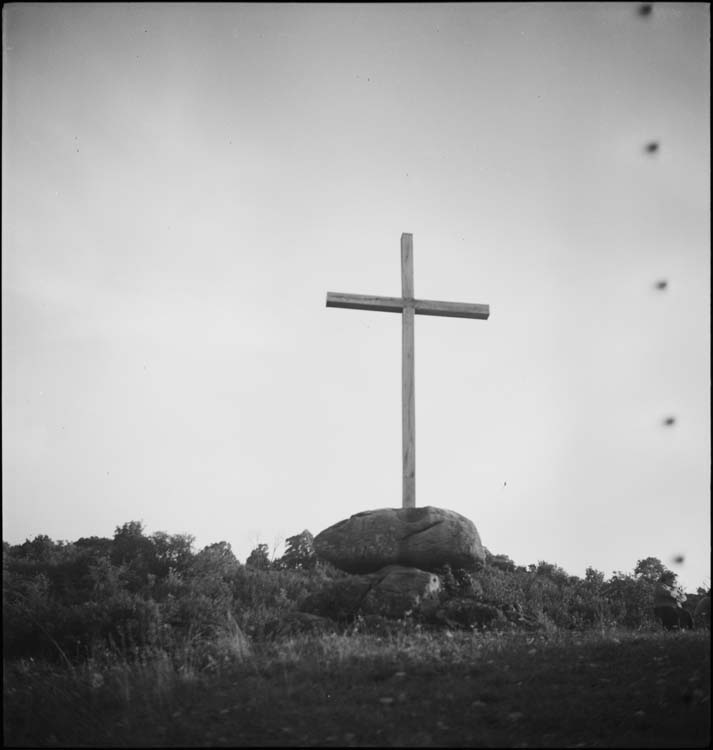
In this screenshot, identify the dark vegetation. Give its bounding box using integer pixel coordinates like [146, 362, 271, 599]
[4, 522, 710, 747]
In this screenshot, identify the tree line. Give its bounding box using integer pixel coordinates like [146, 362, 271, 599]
[3, 521, 708, 668]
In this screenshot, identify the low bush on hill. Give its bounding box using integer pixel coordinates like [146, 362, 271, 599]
[3, 522, 706, 671]
[4, 524, 709, 747]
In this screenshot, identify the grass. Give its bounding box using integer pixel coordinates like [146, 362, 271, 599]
[3, 627, 710, 748]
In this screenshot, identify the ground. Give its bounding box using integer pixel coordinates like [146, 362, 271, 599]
[3, 629, 710, 748]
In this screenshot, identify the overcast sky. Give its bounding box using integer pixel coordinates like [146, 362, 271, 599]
[2, 2, 709, 591]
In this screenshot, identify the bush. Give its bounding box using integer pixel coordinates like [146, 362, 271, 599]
[2, 523, 688, 670]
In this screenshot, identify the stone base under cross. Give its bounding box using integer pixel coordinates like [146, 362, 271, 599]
[304, 506, 485, 621]
[314, 506, 485, 574]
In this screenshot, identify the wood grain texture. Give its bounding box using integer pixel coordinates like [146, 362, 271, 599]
[401, 233, 414, 300]
[325, 232, 490, 509]
[413, 299, 489, 319]
[326, 292, 489, 320]
[401, 233, 416, 509]
[326, 292, 404, 313]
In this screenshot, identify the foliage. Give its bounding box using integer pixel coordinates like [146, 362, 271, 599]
[3, 521, 701, 675]
[634, 556, 675, 583]
[2, 524, 345, 665]
[275, 530, 317, 571]
[3, 525, 708, 748]
[245, 543, 271, 570]
[430, 553, 682, 632]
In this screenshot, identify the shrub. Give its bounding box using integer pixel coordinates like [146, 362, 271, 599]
[3, 524, 691, 671]
[275, 530, 317, 571]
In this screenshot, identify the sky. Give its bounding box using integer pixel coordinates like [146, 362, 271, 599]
[2, 2, 710, 591]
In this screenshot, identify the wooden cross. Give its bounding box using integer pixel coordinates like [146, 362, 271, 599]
[326, 233, 490, 509]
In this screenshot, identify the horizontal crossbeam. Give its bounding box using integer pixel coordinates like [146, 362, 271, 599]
[326, 291, 490, 320]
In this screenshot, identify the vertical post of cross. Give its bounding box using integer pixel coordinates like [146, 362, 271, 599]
[326, 232, 489, 510]
[401, 233, 416, 509]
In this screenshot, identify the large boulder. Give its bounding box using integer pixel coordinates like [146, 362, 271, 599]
[300, 564, 441, 621]
[314, 506, 485, 574]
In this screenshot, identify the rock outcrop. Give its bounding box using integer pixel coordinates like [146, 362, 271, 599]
[300, 564, 441, 621]
[314, 506, 485, 574]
